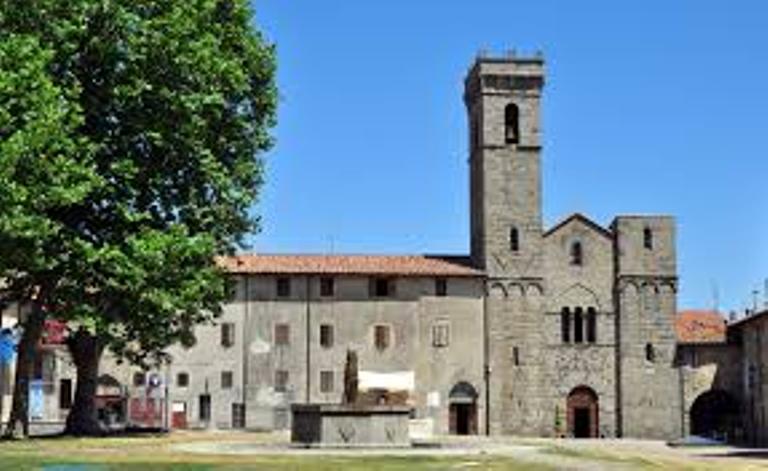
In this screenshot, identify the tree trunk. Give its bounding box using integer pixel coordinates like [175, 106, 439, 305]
[64, 329, 104, 436]
[3, 302, 46, 439]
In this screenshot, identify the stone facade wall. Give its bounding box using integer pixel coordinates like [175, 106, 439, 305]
[614, 216, 681, 440]
[738, 315, 768, 445]
[677, 343, 742, 437]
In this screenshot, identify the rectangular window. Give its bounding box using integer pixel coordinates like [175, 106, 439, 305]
[320, 324, 334, 348]
[275, 370, 289, 392]
[275, 323, 290, 346]
[586, 308, 597, 343]
[199, 394, 211, 422]
[574, 308, 584, 343]
[513, 346, 520, 366]
[232, 403, 246, 429]
[561, 309, 571, 343]
[59, 379, 73, 409]
[371, 277, 395, 298]
[221, 322, 235, 348]
[276, 277, 291, 297]
[221, 371, 233, 389]
[320, 277, 334, 297]
[431, 322, 450, 347]
[176, 372, 189, 388]
[133, 372, 146, 387]
[435, 278, 447, 297]
[320, 370, 334, 393]
[374, 324, 391, 350]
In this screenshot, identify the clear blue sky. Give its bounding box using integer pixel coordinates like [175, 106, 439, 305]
[251, 1, 767, 313]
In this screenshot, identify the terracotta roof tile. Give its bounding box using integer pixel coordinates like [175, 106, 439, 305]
[676, 310, 727, 344]
[217, 254, 483, 277]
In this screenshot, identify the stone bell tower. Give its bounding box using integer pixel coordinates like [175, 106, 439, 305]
[465, 53, 548, 435]
[464, 53, 545, 278]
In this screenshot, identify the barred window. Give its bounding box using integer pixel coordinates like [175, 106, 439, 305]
[320, 370, 334, 393]
[275, 370, 289, 392]
[221, 322, 235, 348]
[432, 322, 450, 348]
[320, 324, 334, 348]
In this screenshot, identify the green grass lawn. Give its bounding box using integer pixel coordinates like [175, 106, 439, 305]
[0, 435, 548, 471]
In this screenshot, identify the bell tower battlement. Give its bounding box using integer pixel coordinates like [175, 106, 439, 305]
[464, 53, 545, 278]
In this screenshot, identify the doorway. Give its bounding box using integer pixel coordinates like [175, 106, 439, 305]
[450, 403, 477, 435]
[567, 386, 598, 438]
[448, 381, 478, 435]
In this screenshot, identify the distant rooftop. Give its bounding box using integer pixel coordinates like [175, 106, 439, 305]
[218, 254, 482, 277]
[676, 310, 727, 344]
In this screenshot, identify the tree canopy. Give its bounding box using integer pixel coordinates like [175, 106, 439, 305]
[0, 0, 277, 435]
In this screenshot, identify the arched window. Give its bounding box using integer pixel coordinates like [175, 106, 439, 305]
[643, 227, 653, 250]
[504, 103, 520, 144]
[574, 307, 584, 343]
[645, 343, 655, 362]
[561, 307, 571, 343]
[570, 241, 583, 266]
[510, 226, 520, 252]
[586, 307, 597, 343]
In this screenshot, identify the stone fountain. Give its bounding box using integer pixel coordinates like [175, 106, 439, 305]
[291, 350, 411, 447]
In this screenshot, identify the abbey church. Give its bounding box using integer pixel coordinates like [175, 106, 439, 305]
[158, 53, 683, 439]
[6, 53, 760, 442]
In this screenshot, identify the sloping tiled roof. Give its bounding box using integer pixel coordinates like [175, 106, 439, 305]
[218, 254, 483, 277]
[676, 310, 727, 344]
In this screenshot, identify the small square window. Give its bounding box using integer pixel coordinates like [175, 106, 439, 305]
[320, 324, 334, 348]
[371, 277, 394, 297]
[275, 324, 290, 346]
[276, 277, 291, 297]
[374, 324, 391, 350]
[435, 278, 447, 297]
[431, 322, 450, 347]
[133, 372, 146, 387]
[221, 323, 235, 348]
[176, 372, 189, 388]
[320, 370, 334, 393]
[320, 277, 334, 297]
[221, 371, 233, 389]
[275, 370, 289, 392]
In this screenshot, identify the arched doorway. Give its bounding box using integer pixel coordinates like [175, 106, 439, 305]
[449, 381, 478, 435]
[690, 389, 739, 439]
[567, 386, 598, 438]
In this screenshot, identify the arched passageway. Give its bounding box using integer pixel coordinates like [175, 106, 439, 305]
[567, 386, 599, 438]
[690, 389, 739, 439]
[449, 381, 478, 435]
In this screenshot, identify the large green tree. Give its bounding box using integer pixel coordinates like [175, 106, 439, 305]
[0, 0, 276, 436]
[0, 33, 99, 438]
